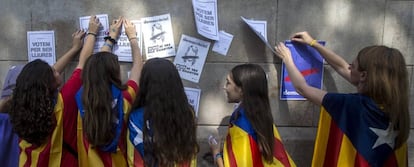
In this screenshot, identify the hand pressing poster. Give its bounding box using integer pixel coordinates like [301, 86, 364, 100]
[141, 13, 175, 59]
[27, 31, 56, 66]
[174, 34, 210, 83]
[280, 40, 325, 100]
[241, 16, 276, 54]
[184, 87, 201, 117]
[79, 14, 109, 53]
[114, 20, 143, 62]
[192, 0, 219, 40]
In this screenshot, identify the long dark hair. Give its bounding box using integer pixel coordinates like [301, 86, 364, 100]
[357, 45, 410, 148]
[132, 58, 198, 167]
[9, 59, 57, 146]
[231, 64, 275, 162]
[81, 52, 126, 147]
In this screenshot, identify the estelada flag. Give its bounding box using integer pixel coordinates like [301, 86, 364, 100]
[312, 93, 407, 167]
[223, 107, 296, 167]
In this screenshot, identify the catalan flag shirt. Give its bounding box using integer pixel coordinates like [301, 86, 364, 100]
[18, 68, 82, 167]
[75, 80, 138, 167]
[312, 93, 407, 167]
[223, 107, 296, 167]
[127, 107, 197, 167]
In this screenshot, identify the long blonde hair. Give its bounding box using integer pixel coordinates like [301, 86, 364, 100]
[357, 45, 410, 148]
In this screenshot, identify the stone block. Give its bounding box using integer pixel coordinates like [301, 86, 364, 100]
[384, 1, 414, 65]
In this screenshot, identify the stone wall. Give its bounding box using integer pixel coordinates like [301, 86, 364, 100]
[0, 0, 413, 166]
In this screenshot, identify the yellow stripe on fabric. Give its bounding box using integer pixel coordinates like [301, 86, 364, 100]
[271, 126, 297, 167]
[110, 148, 127, 167]
[223, 136, 230, 167]
[228, 125, 254, 167]
[337, 133, 356, 166]
[126, 130, 135, 167]
[311, 107, 332, 167]
[395, 143, 407, 167]
[18, 141, 29, 166]
[49, 93, 64, 167]
[77, 113, 88, 167]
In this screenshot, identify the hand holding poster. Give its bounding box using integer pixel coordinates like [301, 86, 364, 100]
[79, 14, 109, 53]
[192, 0, 219, 40]
[141, 13, 175, 59]
[27, 31, 56, 66]
[114, 20, 143, 62]
[280, 40, 325, 100]
[174, 34, 210, 83]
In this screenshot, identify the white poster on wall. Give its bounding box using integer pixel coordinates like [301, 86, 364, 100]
[114, 20, 143, 62]
[212, 30, 233, 56]
[141, 13, 175, 59]
[184, 87, 201, 117]
[241, 16, 276, 54]
[174, 34, 210, 83]
[192, 0, 219, 40]
[27, 31, 56, 66]
[79, 14, 109, 53]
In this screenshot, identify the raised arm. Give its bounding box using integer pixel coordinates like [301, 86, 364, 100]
[76, 15, 100, 69]
[124, 19, 143, 84]
[291, 32, 352, 83]
[101, 17, 123, 52]
[275, 42, 327, 105]
[53, 30, 85, 73]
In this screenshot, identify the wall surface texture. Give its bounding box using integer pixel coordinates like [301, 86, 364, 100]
[0, 0, 413, 166]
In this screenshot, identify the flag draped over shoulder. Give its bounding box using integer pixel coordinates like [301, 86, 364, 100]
[75, 81, 137, 167]
[223, 107, 296, 167]
[312, 93, 407, 167]
[127, 108, 197, 167]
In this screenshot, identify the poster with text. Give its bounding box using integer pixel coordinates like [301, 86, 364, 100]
[212, 30, 233, 56]
[241, 16, 276, 54]
[142, 13, 175, 59]
[114, 20, 143, 62]
[280, 40, 325, 100]
[192, 0, 219, 40]
[79, 14, 109, 53]
[184, 87, 201, 117]
[27, 31, 56, 66]
[174, 34, 210, 83]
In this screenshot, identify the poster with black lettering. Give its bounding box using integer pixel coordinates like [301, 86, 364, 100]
[192, 0, 219, 40]
[141, 13, 175, 59]
[184, 87, 201, 117]
[174, 34, 210, 83]
[79, 14, 109, 53]
[27, 31, 56, 65]
[114, 20, 142, 62]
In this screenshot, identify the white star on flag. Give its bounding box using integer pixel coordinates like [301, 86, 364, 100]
[369, 123, 398, 149]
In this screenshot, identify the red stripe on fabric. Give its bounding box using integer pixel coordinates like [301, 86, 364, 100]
[248, 136, 264, 167]
[37, 141, 51, 167]
[226, 134, 238, 167]
[83, 136, 90, 154]
[383, 153, 398, 167]
[22, 144, 36, 167]
[323, 119, 343, 166]
[354, 153, 370, 167]
[273, 137, 291, 167]
[133, 149, 144, 167]
[179, 161, 190, 167]
[123, 91, 133, 104]
[98, 150, 113, 167]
